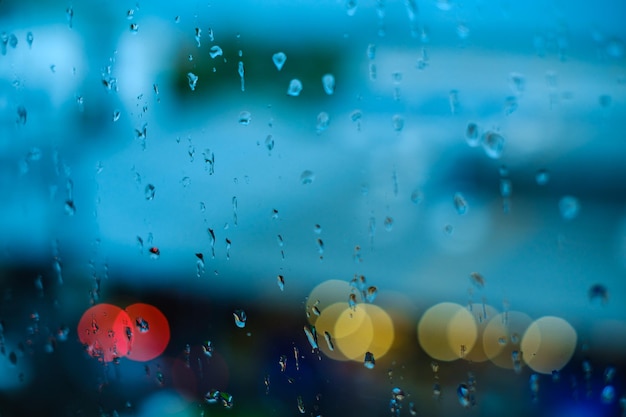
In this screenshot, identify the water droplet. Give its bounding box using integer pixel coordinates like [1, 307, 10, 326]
[202, 340, 213, 357]
[314, 224, 322, 234]
[279, 355, 287, 372]
[365, 286, 378, 303]
[316, 112, 330, 133]
[588, 284, 608, 304]
[187, 72, 198, 91]
[509, 72, 525, 96]
[364, 351, 376, 369]
[16, 106, 27, 125]
[135, 317, 149, 333]
[238, 111, 251, 125]
[149, 247, 160, 259]
[144, 184, 155, 200]
[66, 7, 74, 28]
[498, 336, 507, 345]
[346, 0, 358, 15]
[112, 109, 121, 122]
[130, 23, 139, 33]
[504, 96, 518, 115]
[348, 293, 358, 309]
[26, 32, 33, 48]
[233, 309, 247, 328]
[203, 149, 215, 175]
[196, 253, 205, 277]
[287, 79, 303, 96]
[559, 196, 580, 220]
[601, 385, 615, 404]
[64, 200, 76, 216]
[457, 384, 470, 407]
[194, 27, 202, 47]
[300, 170, 315, 185]
[453, 192, 468, 215]
[297, 396, 305, 413]
[383, 216, 394, 231]
[303, 325, 318, 350]
[392, 115, 404, 132]
[238, 61, 245, 92]
[410, 189, 424, 205]
[481, 131, 505, 159]
[324, 331, 334, 351]
[449, 89, 460, 114]
[277, 275, 285, 291]
[469, 272, 485, 289]
[322, 74, 335, 95]
[272, 52, 286, 71]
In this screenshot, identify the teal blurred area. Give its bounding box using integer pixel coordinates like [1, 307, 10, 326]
[1, 0, 625, 416]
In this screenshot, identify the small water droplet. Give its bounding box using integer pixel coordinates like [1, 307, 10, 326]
[233, 309, 247, 328]
[16, 106, 27, 125]
[135, 317, 149, 333]
[509, 72, 525, 95]
[324, 331, 334, 351]
[238, 111, 251, 125]
[26, 32, 33, 48]
[383, 216, 394, 231]
[504, 96, 518, 115]
[410, 189, 424, 205]
[453, 192, 468, 215]
[348, 293, 358, 309]
[66, 7, 74, 28]
[196, 253, 205, 277]
[365, 286, 378, 303]
[272, 52, 287, 71]
[559, 196, 580, 220]
[145, 184, 155, 200]
[149, 247, 160, 259]
[322, 74, 335, 95]
[314, 224, 322, 234]
[194, 27, 202, 47]
[130, 23, 139, 33]
[457, 384, 470, 407]
[316, 112, 330, 133]
[346, 0, 358, 16]
[364, 351, 376, 369]
[303, 325, 318, 350]
[279, 355, 287, 372]
[588, 284, 608, 304]
[392, 115, 404, 132]
[297, 396, 305, 413]
[187, 72, 198, 91]
[300, 170, 315, 185]
[449, 89, 460, 114]
[287, 79, 303, 96]
[481, 131, 505, 159]
[265, 135, 274, 152]
[112, 109, 121, 122]
[469, 272, 485, 289]
[277, 275, 285, 291]
[64, 200, 76, 216]
[465, 122, 479, 146]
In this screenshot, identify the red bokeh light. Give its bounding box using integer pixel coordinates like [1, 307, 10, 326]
[125, 303, 171, 362]
[77, 303, 132, 362]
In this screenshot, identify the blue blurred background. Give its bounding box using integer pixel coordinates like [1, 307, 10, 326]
[1, 0, 625, 416]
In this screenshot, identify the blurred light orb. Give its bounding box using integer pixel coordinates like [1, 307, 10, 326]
[521, 316, 577, 374]
[77, 303, 132, 362]
[125, 303, 171, 362]
[418, 302, 477, 361]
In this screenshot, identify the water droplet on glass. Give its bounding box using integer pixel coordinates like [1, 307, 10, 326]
[303, 325, 318, 351]
[449, 89, 460, 114]
[233, 309, 247, 328]
[272, 52, 286, 71]
[187, 72, 198, 91]
[504, 96, 518, 115]
[383, 216, 394, 231]
[481, 131, 505, 159]
[588, 284, 608, 304]
[324, 331, 334, 351]
[300, 170, 315, 185]
[316, 112, 330, 133]
[194, 27, 201, 47]
[144, 184, 155, 200]
[559, 196, 580, 220]
[365, 286, 378, 303]
[469, 272, 485, 289]
[457, 384, 470, 407]
[535, 169, 550, 185]
[348, 293, 358, 309]
[196, 253, 205, 277]
[135, 317, 149, 333]
[277, 275, 285, 291]
[453, 192, 468, 215]
[130, 23, 139, 33]
[26, 32, 33, 48]
[64, 200, 76, 216]
[265, 135, 274, 152]
[16, 106, 27, 125]
[322, 74, 335, 95]
[149, 247, 160, 259]
[314, 224, 322, 234]
[297, 396, 305, 413]
[202, 340, 213, 357]
[364, 351, 376, 369]
[238, 61, 245, 92]
[112, 109, 121, 122]
[392, 115, 404, 132]
[601, 385, 615, 404]
[279, 355, 287, 372]
[238, 111, 251, 125]
[66, 7, 74, 28]
[287, 79, 303, 96]
[509, 72, 525, 96]
[346, 0, 358, 16]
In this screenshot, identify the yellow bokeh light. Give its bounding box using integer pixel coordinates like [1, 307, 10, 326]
[334, 305, 374, 360]
[521, 316, 577, 374]
[483, 311, 532, 369]
[362, 304, 395, 359]
[306, 280, 352, 325]
[463, 304, 499, 363]
[418, 302, 477, 362]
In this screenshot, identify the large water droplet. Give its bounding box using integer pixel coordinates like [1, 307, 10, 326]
[233, 309, 247, 328]
[272, 52, 286, 71]
[209, 45, 223, 59]
[187, 72, 198, 91]
[300, 170, 315, 185]
[481, 131, 505, 159]
[238, 111, 251, 125]
[559, 196, 580, 220]
[322, 74, 335, 95]
[287, 79, 303, 96]
[316, 112, 330, 133]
